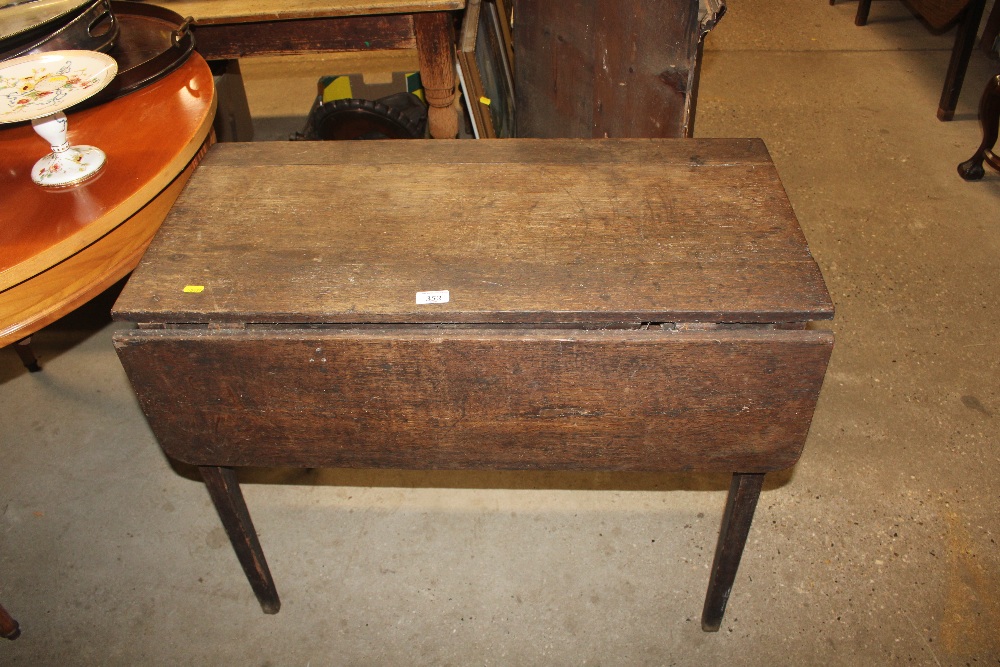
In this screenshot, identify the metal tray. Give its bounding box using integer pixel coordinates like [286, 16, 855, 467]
[99, 0, 193, 99]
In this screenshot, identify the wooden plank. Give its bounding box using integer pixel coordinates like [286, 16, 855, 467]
[238, 50, 421, 83]
[112, 139, 833, 325]
[141, 0, 464, 23]
[113, 328, 833, 472]
[512, 0, 701, 138]
[183, 136, 776, 166]
[191, 14, 416, 60]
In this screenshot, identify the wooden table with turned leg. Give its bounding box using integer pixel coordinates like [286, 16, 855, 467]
[112, 138, 834, 632]
[145, 0, 464, 140]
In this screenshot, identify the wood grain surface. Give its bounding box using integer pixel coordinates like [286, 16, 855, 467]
[140, 0, 464, 23]
[0, 54, 217, 290]
[114, 328, 833, 472]
[512, 0, 701, 138]
[189, 14, 417, 60]
[113, 139, 834, 325]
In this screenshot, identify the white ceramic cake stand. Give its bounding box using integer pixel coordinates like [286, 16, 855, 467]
[0, 50, 117, 187]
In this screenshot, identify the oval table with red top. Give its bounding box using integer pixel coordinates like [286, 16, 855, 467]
[0, 52, 217, 365]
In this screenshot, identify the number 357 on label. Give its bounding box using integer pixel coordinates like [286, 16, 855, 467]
[416, 290, 450, 304]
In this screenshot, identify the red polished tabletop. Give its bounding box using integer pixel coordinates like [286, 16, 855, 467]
[0, 53, 216, 290]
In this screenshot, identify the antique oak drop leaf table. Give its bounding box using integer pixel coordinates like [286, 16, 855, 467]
[112, 138, 834, 631]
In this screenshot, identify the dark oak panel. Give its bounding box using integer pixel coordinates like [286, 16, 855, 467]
[115, 328, 832, 472]
[191, 14, 416, 59]
[512, 0, 702, 138]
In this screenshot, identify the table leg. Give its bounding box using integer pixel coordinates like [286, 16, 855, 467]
[199, 466, 281, 614]
[210, 59, 255, 142]
[958, 73, 1000, 180]
[0, 601, 20, 640]
[937, 0, 987, 121]
[854, 0, 872, 26]
[414, 11, 459, 139]
[701, 472, 765, 632]
[13, 337, 41, 373]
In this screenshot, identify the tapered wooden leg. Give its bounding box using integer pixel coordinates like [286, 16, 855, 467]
[958, 73, 1000, 180]
[702, 472, 765, 632]
[0, 602, 20, 640]
[937, 0, 987, 121]
[199, 466, 281, 614]
[855, 0, 872, 26]
[13, 337, 41, 373]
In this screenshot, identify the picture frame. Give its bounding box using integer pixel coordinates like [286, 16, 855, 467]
[493, 0, 515, 75]
[457, 0, 515, 139]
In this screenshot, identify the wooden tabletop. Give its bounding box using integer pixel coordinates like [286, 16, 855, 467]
[115, 139, 833, 326]
[142, 0, 465, 23]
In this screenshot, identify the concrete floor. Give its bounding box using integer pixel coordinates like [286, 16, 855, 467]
[3, 0, 1000, 664]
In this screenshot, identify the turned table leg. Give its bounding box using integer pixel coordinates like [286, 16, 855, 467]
[702, 472, 765, 632]
[958, 73, 1000, 180]
[0, 601, 20, 640]
[414, 11, 459, 139]
[200, 466, 281, 614]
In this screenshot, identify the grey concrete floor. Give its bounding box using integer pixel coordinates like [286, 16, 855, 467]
[3, 1, 1000, 664]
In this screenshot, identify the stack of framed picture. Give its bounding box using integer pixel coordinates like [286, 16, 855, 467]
[457, 0, 515, 138]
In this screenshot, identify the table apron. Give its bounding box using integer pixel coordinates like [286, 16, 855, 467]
[191, 14, 417, 59]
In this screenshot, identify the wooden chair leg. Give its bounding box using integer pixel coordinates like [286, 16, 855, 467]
[855, 0, 872, 26]
[199, 466, 281, 614]
[0, 601, 21, 640]
[938, 0, 988, 121]
[701, 472, 765, 632]
[13, 337, 42, 373]
[959, 73, 1000, 179]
